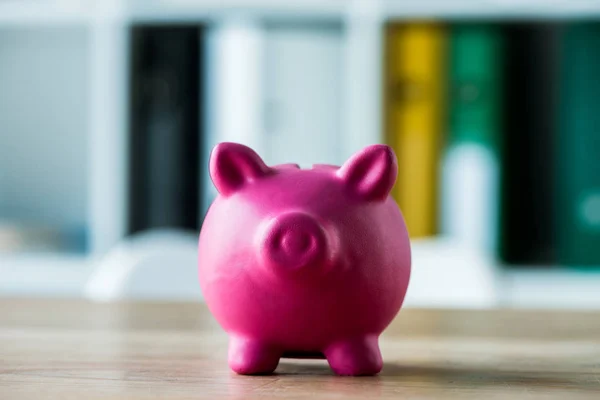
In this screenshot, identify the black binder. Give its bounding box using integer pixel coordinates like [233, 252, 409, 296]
[128, 25, 203, 235]
[500, 23, 560, 266]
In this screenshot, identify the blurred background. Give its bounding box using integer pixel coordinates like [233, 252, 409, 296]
[1, 0, 599, 309]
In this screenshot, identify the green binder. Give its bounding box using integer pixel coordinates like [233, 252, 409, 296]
[442, 24, 503, 252]
[448, 24, 503, 153]
[558, 23, 600, 267]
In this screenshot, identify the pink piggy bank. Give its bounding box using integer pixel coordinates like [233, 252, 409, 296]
[198, 142, 411, 376]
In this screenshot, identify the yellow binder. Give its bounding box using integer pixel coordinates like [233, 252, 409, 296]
[384, 23, 446, 238]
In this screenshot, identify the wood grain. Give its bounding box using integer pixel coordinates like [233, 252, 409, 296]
[1, 299, 599, 399]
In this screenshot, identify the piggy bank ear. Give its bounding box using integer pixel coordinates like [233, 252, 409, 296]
[337, 144, 397, 201]
[209, 142, 271, 196]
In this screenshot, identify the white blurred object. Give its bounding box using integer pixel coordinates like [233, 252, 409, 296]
[84, 229, 201, 302]
[202, 19, 265, 215]
[0, 223, 60, 252]
[0, 253, 91, 297]
[441, 144, 500, 252]
[342, 0, 384, 160]
[504, 269, 600, 309]
[0, 27, 88, 233]
[263, 23, 343, 168]
[403, 236, 500, 308]
[88, 15, 129, 256]
[83, 230, 497, 307]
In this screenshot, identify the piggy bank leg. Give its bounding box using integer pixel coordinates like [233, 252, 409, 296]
[324, 336, 383, 376]
[228, 336, 281, 375]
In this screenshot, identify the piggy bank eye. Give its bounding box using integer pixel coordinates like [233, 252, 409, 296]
[337, 144, 398, 202]
[209, 142, 272, 196]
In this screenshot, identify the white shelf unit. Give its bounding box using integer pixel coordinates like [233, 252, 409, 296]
[1, 0, 599, 308]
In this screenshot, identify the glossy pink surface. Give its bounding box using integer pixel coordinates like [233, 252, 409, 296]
[198, 143, 411, 376]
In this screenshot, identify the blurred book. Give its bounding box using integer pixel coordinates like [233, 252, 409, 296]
[384, 22, 446, 238]
[128, 25, 203, 235]
[499, 23, 560, 266]
[441, 23, 503, 253]
[557, 23, 600, 267]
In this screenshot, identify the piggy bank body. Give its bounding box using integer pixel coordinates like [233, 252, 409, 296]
[199, 143, 411, 376]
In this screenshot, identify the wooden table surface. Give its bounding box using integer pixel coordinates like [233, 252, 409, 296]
[1, 299, 599, 399]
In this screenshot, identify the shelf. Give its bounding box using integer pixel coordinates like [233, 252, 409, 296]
[2, 238, 600, 309]
[0, 252, 92, 297]
[382, 0, 600, 19]
[126, 0, 600, 22]
[0, 0, 348, 27]
[3, 0, 600, 28]
[0, 1, 91, 26]
[126, 0, 348, 23]
[502, 268, 600, 309]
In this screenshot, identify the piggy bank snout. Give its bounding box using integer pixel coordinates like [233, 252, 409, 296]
[261, 212, 330, 273]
